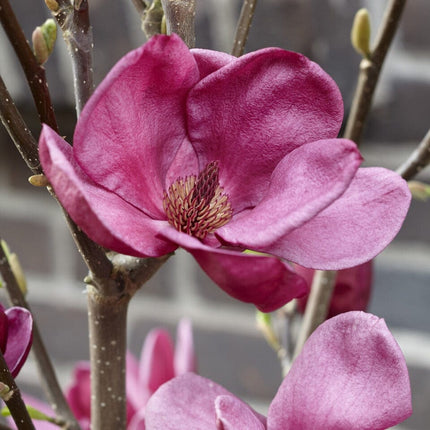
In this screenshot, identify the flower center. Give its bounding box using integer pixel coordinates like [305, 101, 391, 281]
[163, 161, 232, 239]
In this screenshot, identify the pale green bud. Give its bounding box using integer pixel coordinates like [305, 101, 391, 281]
[32, 19, 57, 65]
[0, 240, 27, 296]
[408, 180, 430, 201]
[256, 311, 280, 352]
[351, 8, 371, 58]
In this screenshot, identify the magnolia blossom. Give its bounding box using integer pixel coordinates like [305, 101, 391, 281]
[145, 312, 412, 430]
[0, 303, 32, 377]
[39, 34, 411, 311]
[18, 320, 195, 429]
[295, 261, 372, 317]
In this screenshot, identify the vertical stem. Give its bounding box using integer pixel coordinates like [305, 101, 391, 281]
[161, 0, 196, 48]
[0, 351, 35, 430]
[231, 0, 258, 57]
[87, 288, 130, 430]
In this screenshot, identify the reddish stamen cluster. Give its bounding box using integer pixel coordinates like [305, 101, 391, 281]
[163, 161, 232, 239]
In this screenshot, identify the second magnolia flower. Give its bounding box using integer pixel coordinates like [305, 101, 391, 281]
[39, 34, 410, 311]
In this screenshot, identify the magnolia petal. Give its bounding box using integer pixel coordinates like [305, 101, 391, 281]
[218, 139, 361, 246]
[174, 318, 197, 375]
[191, 49, 235, 79]
[66, 362, 91, 422]
[128, 409, 146, 430]
[4, 307, 32, 377]
[126, 351, 143, 418]
[265, 167, 411, 269]
[187, 47, 343, 212]
[145, 373, 237, 429]
[0, 308, 8, 354]
[159, 228, 308, 312]
[39, 125, 176, 258]
[74, 34, 200, 218]
[215, 395, 266, 430]
[268, 312, 412, 430]
[139, 329, 175, 394]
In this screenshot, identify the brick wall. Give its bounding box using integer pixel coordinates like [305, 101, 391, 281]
[1, 1, 430, 428]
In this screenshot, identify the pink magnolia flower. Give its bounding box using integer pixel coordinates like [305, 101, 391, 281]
[295, 261, 372, 317]
[39, 34, 411, 312]
[17, 319, 195, 429]
[0, 303, 32, 377]
[145, 312, 412, 430]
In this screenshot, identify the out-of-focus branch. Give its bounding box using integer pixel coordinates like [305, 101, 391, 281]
[397, 128, 430, 180]
[46, 0, 94, 116]
[344, 0, 407, 145]
[231, 0, 258, 57]
[0, 0, 59, 132]
[161, 0, 195, 48]
[0, 241, 81, 430]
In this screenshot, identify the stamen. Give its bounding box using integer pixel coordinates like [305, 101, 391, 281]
[163, 161, 232, 239]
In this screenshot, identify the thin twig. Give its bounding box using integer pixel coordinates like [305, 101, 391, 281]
[397, 128, 430, 180]
[292, 0, 408, 361]
[161, 0, 196, 48]
[0, 242, 81, 430]
[344, 0, 407, 145]
[0, 351, 35, 430]
[0, 0, 59, 132]
[231, 0, 258, 57]
[48, 0, 94, 116]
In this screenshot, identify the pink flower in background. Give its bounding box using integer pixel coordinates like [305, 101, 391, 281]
[39, 34, 410, 312]
[0, 303, 32, 377]
[295, 261, 372, 317]
[145, 312, 412, 430]
[18, 319, 195, 430]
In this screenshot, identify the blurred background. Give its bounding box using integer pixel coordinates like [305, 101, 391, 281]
[0, 0, 429, 428]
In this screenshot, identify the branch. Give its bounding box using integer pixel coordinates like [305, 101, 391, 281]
[231, 0, 258, 57]
[397, 128, 430, 180]
[0, 352, 35, 430]
[47, 0, 94, 116]
[0, 76, 41, 174]
[0, 242, 81, 430]
[292, 0, 408, 361]
[161, 0, 195, 48]
[0, 0, 59, 132]
[344, 0, 407, 145]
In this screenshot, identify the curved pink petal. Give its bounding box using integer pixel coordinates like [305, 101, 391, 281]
[66, 362, 91, 422]
[0, 308, 8, 354]
[145, 373, 239, 429]
[39, 125, 177, 258]
[160, 228, 308, 312]
[296, 261, 372, 317]
[126, 351, 142, 418]
[264, 167, 411, 269]
[139, 329, 175, 394]
[4, 307, 32, 377]
[191, 49, 235, 79]
[268, 312, 412, 430]
[215, 395, 266, 430]
[187, 47, 343, 212]
[218, 139, 361, 246]
[174, 318, 196, 375]
[73, 34, 200, 219]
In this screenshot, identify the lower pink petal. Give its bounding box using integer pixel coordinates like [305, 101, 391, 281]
[65, 362, 91, 422]
[215, 395, 266, 430]
[264, 167, 411, 269]
[39, 125, 177, 258]
[159, 228, 308, 312]
[4, 307, 32, 377]
[268, 312, 412, 430]
[145, 373, 238, 429]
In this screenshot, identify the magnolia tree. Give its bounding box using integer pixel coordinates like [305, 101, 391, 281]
[0, 0, 426, 428]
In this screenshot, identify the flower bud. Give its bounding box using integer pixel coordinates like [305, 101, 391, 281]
[351, 8, 371, 58]
[32, 19, 57, 65]
[0, 241, 27, 296]
[408, 180, 430, 201]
